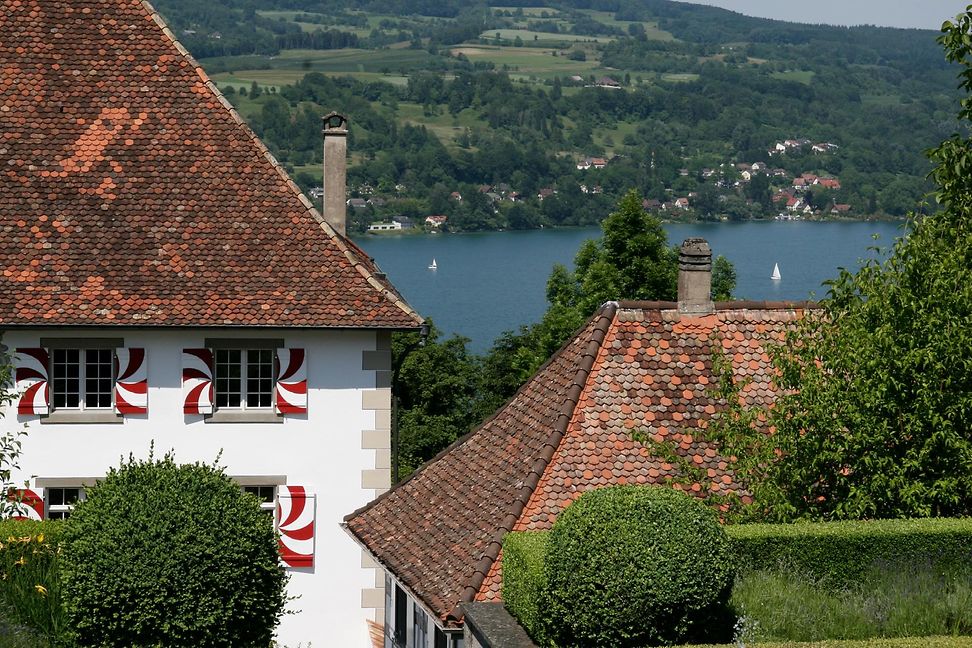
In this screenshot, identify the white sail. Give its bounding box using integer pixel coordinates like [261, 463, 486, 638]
[428, 258, 437, 270]
[771, 263, 781, 280]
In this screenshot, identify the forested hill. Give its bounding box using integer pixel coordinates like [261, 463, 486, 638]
[152, 0, 961, 231]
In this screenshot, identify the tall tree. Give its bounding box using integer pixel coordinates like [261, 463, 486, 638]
[722, 12, 972, 521]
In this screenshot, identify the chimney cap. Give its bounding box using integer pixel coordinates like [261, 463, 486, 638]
[322, 111, 348, 132]
[679, 237, 712, 271]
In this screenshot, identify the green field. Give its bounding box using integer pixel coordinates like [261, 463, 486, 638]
[577, 10, 675, 41]
[452, 45, 599, 78]
[480, 28, 614, 43]
[772, 70, 817, 84]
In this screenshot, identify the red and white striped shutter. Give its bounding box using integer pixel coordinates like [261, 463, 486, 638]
[277, 486, 314, 568]
[275, 349, 307, 414]
[182, 349, 214, 415]
[14, 348, 50, 415]
[9, 488, 44, 521]
[114, 348, 147, 415]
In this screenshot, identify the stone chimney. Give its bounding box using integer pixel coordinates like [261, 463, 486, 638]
[322, 111, 348, 236]
[677, 238, 714, 314]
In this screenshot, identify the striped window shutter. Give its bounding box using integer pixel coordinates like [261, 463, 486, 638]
[9, 488, 44, 521]
[182, 349, 214, 415]
[277, 486, 315, 568]
[14, 348, 50, 415]
[114, 348, 147, 415]
[275, 348, 307, 414]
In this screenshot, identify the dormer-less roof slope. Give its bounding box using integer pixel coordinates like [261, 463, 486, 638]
[0, 0, 420, 328]
[344, 300, 813, 626]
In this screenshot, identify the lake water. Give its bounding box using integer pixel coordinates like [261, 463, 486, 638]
[356, 221, 907, 353]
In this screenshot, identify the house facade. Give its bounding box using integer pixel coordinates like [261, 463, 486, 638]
[0, 1, 422, 646]
[344, 240, 814, 646]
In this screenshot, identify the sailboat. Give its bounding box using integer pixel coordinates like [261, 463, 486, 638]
[428, 258, 437, 270]
[770, 263, 781, 281]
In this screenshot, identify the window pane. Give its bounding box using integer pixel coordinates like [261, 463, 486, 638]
[246, 349, 274, 409]
[83, 349, 113, 409]
[215, 350, 243, 408]
[52, 349, 82, 409]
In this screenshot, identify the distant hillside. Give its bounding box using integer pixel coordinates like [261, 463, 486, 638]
[150, 0, 960, 231]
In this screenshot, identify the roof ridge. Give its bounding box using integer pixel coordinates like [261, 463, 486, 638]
[138, 0, 421, 327]
[616, 299, 820, 311]
[449, 301, 619, 621]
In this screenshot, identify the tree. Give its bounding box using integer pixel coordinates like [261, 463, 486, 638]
[60, 452, 287, 647]
[719, 14, 972, 521]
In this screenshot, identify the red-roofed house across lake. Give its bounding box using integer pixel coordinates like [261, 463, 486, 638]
[344, 240, 814, 646]
[0, 1, 422, 645]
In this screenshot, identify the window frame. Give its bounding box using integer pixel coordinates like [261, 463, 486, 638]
[204, 338, 283, 424]
[45, 486, 86, 520]
[412, 604, 428, 648]
[39, 338, 123, 424]
[241, 484, 276, 515]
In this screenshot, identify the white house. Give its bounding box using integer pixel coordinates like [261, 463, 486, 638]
[0, 2, 423, 646]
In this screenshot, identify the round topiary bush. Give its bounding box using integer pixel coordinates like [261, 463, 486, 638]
[59, 453, 287, 648]
[537, 485, 735, 647]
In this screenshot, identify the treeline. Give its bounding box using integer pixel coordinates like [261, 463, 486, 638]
[234, 51, 948, 230]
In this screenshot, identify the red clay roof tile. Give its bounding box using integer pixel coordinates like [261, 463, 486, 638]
[344, 301, 813, 625]
[0, 0, 420, 329]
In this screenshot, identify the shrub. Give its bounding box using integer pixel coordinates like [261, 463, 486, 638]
[538, 485, 735, 647]
[729, 518, 972, 589]
[0, 520, 66, 646]
[501, 531, 549, 640]
[59, 453, 287, 648]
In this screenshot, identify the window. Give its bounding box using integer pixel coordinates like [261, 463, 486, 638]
[394, 585, 407, 647]
[412, 606, 428, 648]
[242, 485, 276, 515]
[385, 574, 394, 648]
[215, 349, 274, 410]
[51, 348, 113, 410]
[433, 628, 447, 648]
[46, 487, 84, 520]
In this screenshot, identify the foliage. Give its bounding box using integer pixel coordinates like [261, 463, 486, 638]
[0, 520, 66, 647]
[500, 531, 548, 641]
[732, 563, 972, 642]
[392, 322, 479, 477]
[0, 342, 28, 521]
[706, 12, 972, 521]
[728, 517, 972, 589]
[537, 485, 735, 647]
[686, 639, 972, 648]
[59, 452, 287, 648]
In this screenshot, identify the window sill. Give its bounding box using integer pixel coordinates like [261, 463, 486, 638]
[40, 411, 123, 425]
[205, 410, 282, 424]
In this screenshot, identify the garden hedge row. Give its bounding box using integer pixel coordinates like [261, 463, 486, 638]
[730, 517, 972, 587]
[503, 518, 972, 637]
[687, 638, 972, 648]
[502, 530, 548, 641]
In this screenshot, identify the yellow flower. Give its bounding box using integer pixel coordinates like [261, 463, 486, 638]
[34, 584, 47, 597]
[35, 534, 44, 544]
[14, 557, 25, 566]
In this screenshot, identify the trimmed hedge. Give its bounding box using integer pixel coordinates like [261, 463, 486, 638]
[537, 486, 735, 647]
[687, 638, 972, 648]
[60, 454, 287, 648]
[502, 530, 548, 640]
[729, 518, 972, 587]
[0, 519, 67, 646]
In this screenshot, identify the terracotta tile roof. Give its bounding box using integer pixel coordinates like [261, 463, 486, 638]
[0, 0, 420, 329]
[344, 300, 814, 625]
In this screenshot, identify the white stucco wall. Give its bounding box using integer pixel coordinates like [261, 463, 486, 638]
[0, 327, 389, 648]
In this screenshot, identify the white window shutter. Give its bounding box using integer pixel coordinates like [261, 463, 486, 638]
[14, 348, 49, 415]
[182, 349, 214, 415]
[114, 348, 147, 415]
[275, 348, 307, 414]
[277, 485, 315, 568]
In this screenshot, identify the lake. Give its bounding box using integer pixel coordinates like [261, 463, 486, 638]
[356, 221, 907, 353]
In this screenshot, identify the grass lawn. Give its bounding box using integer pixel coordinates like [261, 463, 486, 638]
[450, 45, 599, 79]
[662, 73, 701, 82]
